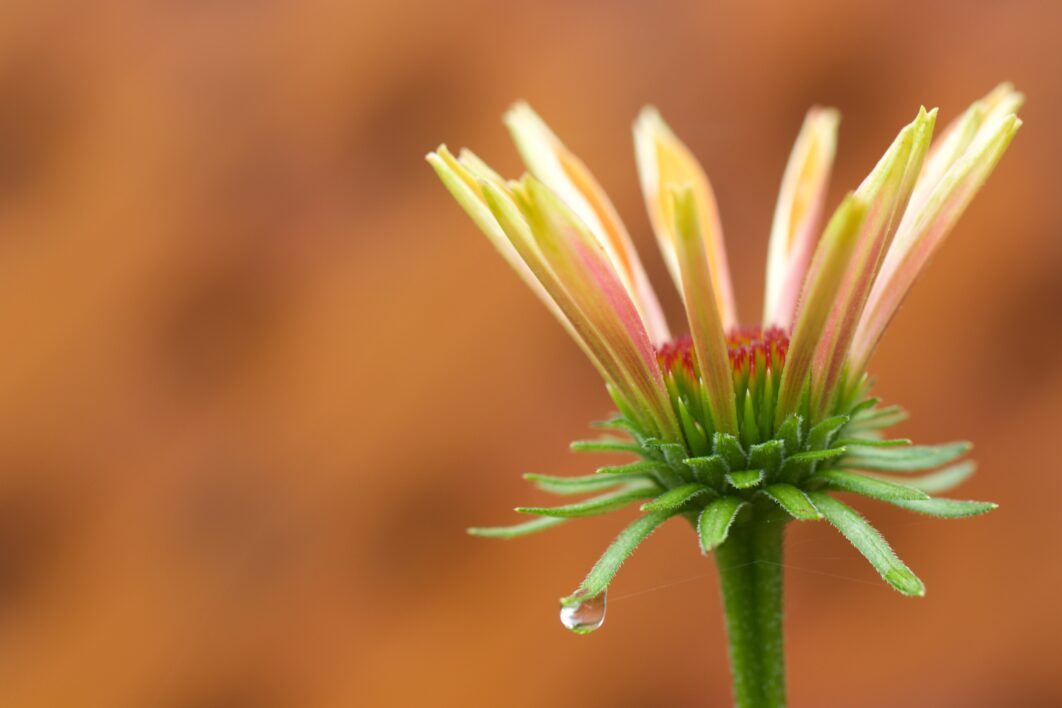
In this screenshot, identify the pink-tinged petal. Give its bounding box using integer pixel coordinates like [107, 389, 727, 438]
[634, 108, 737, 329]
[763, 107, 840, 330]
[851, 103, 1023, 371]
[429, 147, 632, 396]
[669, 184, 739, 434]
[482, 176, 681, 441]
[911, 84, 1023, 222]
[518, 177, 682, 440]
[775, 194, 868, 423]
[426, 146, 557, 317]
[505, 103, 671, 345]
[808, 108, 937, 415]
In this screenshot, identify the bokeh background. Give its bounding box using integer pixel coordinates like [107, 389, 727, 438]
[0, 1, 1059, 706]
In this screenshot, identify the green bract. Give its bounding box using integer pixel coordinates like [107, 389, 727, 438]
[474, 393, 993, 601]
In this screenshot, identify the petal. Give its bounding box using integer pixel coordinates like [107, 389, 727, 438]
[634, 108, 737, 329]
[484, 176, 682, 441]
[763, 107, 840, 329]
[808, 107, 937, 415]
[669, 184, 739, 434]
[426, 145, 558, 318]
[505, 103, 671, 344]
[429, 148, 631, 396]
[851, 94, 1023, 371]
[775, 193, 868, 423]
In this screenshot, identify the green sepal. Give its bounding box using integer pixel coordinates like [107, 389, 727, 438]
[740, 393, 761, 448]
[468, 515, 567, 539]
[697, 497, 747, 553]
[570, 437, 643, 455]
[887, 497, 997, 518]
[597, 460, 669, 476]
[561, 509, 679, 606]
[749, 440, 786, 476]
[786, 447, 847, 463]
[762, 484, 822, 520]
[814, 469, 929, 501]
[843, 442, 971, 471]
[807, 415, 849, 450]
[714, 432, 748, 469]
[834, 438, 912, 448]
[684, 454, 729, 487]
[848, 396, 881, 417]
[516, 486, 658, 518]
[676, 397, 711, 457]
[641, 483, 714, 511]
[591, 416, 643, 437]
[874, 461, 976, 494]
[776, 414, 803, 455]
[644, 439, 692, 469]
[524, 472, 652, 495]
[726, 469, 765, 490]
[808, 492, 925, 596]
[849, 405, 908, 431]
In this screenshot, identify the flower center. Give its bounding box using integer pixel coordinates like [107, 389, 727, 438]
[656, 326, 789, 378]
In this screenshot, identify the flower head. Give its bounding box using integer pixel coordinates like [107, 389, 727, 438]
[427, 85, 1021, 619]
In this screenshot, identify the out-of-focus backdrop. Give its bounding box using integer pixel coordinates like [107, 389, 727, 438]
[0, 1, 1059, 706]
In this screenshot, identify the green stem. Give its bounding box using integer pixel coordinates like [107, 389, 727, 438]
[714, 514, 787, 708]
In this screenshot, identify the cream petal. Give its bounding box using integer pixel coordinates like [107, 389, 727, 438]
[763, 107, 840, 329]
[505, 103, 671, 345]
[634, 107, 737, 330]
[851, 97, 1022, 371]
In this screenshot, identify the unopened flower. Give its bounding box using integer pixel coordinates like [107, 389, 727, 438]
[427, 84, 1021, 705]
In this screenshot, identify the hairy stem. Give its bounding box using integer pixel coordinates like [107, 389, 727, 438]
[714, 514, 787, 707]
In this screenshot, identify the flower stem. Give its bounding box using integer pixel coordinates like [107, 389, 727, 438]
[714, 513, 787, 707]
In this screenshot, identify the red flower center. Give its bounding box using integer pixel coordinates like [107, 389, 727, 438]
[656, 327, 790, 377]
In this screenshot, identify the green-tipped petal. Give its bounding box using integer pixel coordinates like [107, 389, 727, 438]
[809, 107, 937, 415]
[669, 183, 740, 434]
[775, 194, 868, 423]
[505, 103, 671, 344]
[634, 107, 737, 328]
[852, 87, 1023, 369]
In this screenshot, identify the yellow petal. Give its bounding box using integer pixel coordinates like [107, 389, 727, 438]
[764, 107, 840, 329]
[505, 103, 670, 345]
[634, 108, 737, 329]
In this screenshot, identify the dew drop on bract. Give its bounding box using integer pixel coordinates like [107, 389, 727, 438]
[559, 588, 606, 634]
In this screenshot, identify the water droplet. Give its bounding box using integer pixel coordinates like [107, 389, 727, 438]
[559, 588, 606, 634]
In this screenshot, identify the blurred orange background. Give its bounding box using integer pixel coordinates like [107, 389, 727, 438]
[0, 1, 1059, 706]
